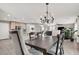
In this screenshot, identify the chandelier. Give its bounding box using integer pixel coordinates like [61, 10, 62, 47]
[40, 3, 54, 24]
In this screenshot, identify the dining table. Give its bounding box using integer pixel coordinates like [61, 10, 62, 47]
[25, 36, 58, 55]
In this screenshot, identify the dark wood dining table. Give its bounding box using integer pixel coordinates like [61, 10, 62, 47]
[25, 36, 58, 55]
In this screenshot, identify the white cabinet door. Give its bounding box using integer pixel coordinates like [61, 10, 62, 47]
[0, 22, 9, 40]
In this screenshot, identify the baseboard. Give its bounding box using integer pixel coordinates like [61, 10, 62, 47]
[0, 38, 10, 41]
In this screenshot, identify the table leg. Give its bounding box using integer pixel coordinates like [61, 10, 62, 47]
[43, 50, 47, 55]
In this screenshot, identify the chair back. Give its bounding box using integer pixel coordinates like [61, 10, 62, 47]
[29, 32, 36, 40]
[55, 33, 64, 55]
[55, 34, 60, 55]
[59, 33, 64, 55]
[45, 31, 52, 36]
[18, 28, 31, 55]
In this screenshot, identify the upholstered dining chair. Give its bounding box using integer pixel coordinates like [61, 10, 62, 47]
[46, 33, 64, 55]
[29, 32, 37, 40]
[18, 28, 43, 55]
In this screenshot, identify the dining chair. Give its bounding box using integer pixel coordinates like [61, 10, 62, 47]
[44, 31, 52, 38]
[46, 33, 64, 55]
[45, 31, 52, 36]
[18, 28, 43, 55]
[29, 32, 37, 40]
[36, 31, 43, 38]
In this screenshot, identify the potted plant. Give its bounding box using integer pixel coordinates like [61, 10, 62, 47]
[70, 30, 78, 42]
[64, 28, 71, 39]
[64, 28, 78, 41]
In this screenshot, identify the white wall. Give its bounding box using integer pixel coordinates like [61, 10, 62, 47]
[0, 22, 9, 40]
[57, 24, 74, 28]
[55, 16, 76, 24]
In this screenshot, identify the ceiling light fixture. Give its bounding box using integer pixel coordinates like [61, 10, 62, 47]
[40, 3, 54, 24]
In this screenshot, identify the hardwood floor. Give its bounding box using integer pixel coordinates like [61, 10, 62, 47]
[64, 40, 79, 55]
[0, 33, 22, 55]
[0, 37, 79, 55]
[0, 39, 16, 55]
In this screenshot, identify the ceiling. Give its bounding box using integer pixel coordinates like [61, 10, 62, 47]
[0, 3, 79, 23]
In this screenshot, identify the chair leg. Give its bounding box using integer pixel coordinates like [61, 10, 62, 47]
[60, 48, 62, 55]
[60, 48, 64, 55]
[62, 48, 64, 54]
